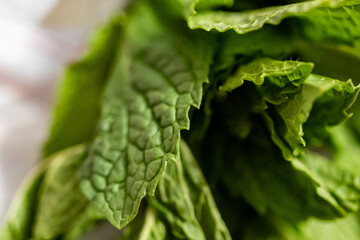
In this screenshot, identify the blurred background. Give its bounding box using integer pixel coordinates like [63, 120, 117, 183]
[0, 0, 126, 231]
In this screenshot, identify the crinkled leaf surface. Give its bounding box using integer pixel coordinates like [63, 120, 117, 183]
[187, 0, 349, 34]
[5, 0, 360, 239]
[220, 58, 314, 94]
[221, 58, 359, 153]
[276, 74, 358, 151]
[80, 4, 212, 229]
[216, 57, 360, 222]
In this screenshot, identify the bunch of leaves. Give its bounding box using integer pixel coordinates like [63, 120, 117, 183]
[3, 0, 360, 239]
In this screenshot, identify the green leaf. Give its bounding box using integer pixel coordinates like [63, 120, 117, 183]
[330, 124, 360, 175]
[303, 75, 359, 126]
[301, 150, 360, 213]
[277, 74, 358, 150]
[80, 4, 213, 229]
[295, 4, 360, 48]
[220, 58, 313, 95]
[215, 57, 360, 223]
[0, 165, 45, 240]
[34, 146, 102, 240]
[1, 146, 104, 240]
[42, 15, 124, 157]
[182, 85, 357, 237]
[221, 58, 359, 152]
[261, 111, 360, 219]
[149, 140, 231, 240]
[187, 0, 348, 34]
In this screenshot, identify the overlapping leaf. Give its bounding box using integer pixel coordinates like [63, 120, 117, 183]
[3, 0, 360, 239]
[216, 57, 360, 224]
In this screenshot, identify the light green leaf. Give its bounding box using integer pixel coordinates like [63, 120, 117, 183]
[34, 146, 102, 240]
[80, 4, 212, 229]
[301, 150, 360, 213]
[220, 58, 313, 95]
[1, 146, 105, 240]
[330, 124, 360, 175]
[188, 0, 348, 34]
[0, 165, 45, 240]
[43, 15, 124, 157]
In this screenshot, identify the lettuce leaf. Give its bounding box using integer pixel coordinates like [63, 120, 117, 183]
[3, 0, 360, 239]
[0, 165, 45, 240]
[187, 0, 351, 34]
[34, 146, 102, 240]
[80, 3, 213, 229]
[1, 147, 100, 240]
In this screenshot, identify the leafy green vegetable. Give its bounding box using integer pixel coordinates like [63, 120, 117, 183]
[220, 58, 314, 93]
[34, 146, 102, 240]
[0, 165, 45, 240]
[187, 0, 350, 34]
[80, 3, 212, 229]
[0, 147, 101, 240]
[3, 0, 360, 239]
